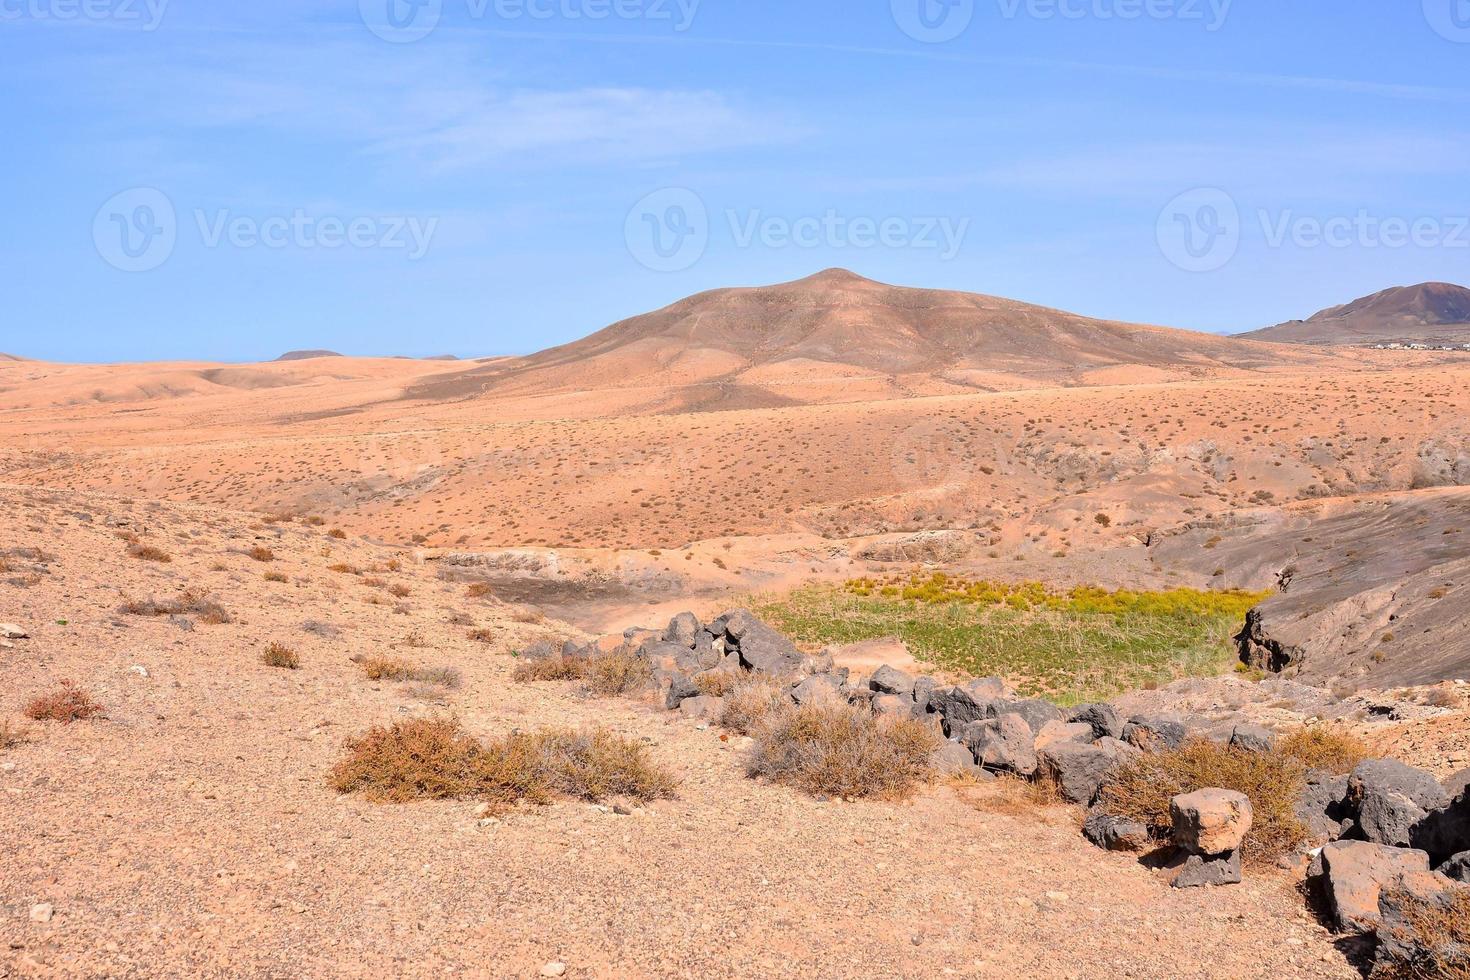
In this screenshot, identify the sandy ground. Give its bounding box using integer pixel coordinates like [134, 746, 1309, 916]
[1, 487, 1359, 979]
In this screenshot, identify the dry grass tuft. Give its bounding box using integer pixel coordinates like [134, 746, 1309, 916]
[718, 675, 789, 735]
[328, 718, 676, 809]
[262, 642, 301, 670]
[513, 656, 587, 683]
[1374, 884, 1470, 979]
[1097, 739, 1308, 865]
[694, 670, 742, 698]
[529, 728, 679, 802]
[119, 589, 231, 624]
[1279, 726, 1371, 775]
[248, 546, 276, 562]
[584, 651, 652, 697]
[360, 655, 414, 681]
[747, 701, 938, 800]
[465, 582, 493, 599]
[127, 543, 172, 562]
[24, 681, 105, 724]
[963, 773, 1068, 820]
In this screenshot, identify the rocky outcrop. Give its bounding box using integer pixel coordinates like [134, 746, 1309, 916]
[1232, 491, 1470, 686]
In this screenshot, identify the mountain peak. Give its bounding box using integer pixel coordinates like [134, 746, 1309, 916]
[1242, 282, 1470, 345]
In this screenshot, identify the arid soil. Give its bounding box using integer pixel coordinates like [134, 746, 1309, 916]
[6, 273, 1470, 976]
[2, 488, 1361, 978]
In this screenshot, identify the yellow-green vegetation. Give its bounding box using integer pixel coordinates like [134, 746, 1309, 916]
[753, 573, 1269, 704]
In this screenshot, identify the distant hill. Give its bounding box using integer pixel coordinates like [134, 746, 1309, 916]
[1241, 282, 1470, 346]
[275, 350, 344, 361]
[407, 269, 1335, 408]
[0, 353, 27, 361]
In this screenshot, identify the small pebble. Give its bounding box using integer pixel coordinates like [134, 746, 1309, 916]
[540, 962, 567, 977]
[29, 904, 53, 924]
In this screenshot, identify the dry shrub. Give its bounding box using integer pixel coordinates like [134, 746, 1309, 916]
[262, 642, 300, 670]
[328, 528, 347, 539]
[118, 589, 231, 624]
[328, 717, 544, 807]
[1374, 884, 1470, 979]
[248, 546, 276, 562]
[529, 728, 678, 802]
[411, 666, 463, 690]
[24, 681, 104, 724]
[263, 571, 288, 583]
[1279, 726, 1371, 775]
[127, 543, 171, 563]
[388, 583, 411, 598]
[1, 719, 31, 749]
[964, 773, 1067, 819]
[467, 628, 495, 644]
[328, 717, 675, 809]
[513, 656, 587, 683]
[328, 563, 360, 575]
[694, 670, 741, 698]
[360, 655, 414, 681]
[718, 675, 789, 735]
[1097, 739, 1308, 865]
[747, 701, 938, 800]
[584, 651, 652, 697]
[466, 582, 493, 599]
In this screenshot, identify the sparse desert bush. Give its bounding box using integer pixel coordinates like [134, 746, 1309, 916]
[119, 589, 231, 624]
[1279, 726, 1370, 775]
[412, 665, 463, 690]
[327, 528, 347, 539]
[328, 563, 360, 575]
[529, 728, 678, 803]
[263, 571, 288, 583]
[584, 651, 652, 697]
[127, 543, 171, 562]
[24, 681, 104, 724]
[328, 717, 675, 809]
[694, 670, 742, 698]
[1373, 883, 1470, 979]
[360, 655, 414, 681]
[466, 582, 493, 599]
[388, 583, 411, 598]
[467, 627, 495, 644]
[248, 546, 275, 562]
[747, 701, 937, 800]
[1097, 739, 1308, 865]
[513, 656, 587, 683]
[262, 642, 301, 670]
[718, 675, 790, 735]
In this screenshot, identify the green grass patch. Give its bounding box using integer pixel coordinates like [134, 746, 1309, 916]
[752, 573, 1268, 705]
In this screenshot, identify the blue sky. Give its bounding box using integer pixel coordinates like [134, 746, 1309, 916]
[3, 0, 1469, 362]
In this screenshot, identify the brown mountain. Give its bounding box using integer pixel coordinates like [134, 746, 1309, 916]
[407, 269, 1332, 408]
[274, 349, 344, 361]
[1241, 282, 1470, 346]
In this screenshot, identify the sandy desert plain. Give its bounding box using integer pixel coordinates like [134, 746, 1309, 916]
[4, 270, 1470, 978]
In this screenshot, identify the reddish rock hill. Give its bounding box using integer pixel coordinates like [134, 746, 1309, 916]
[408, 269, 1333, 407]
[1242, 282, 1470, 346]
